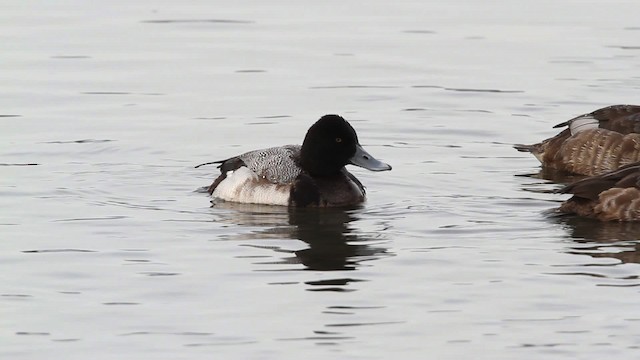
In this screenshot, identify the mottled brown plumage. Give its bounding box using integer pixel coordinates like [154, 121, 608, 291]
[558, 162, 640, 221]
[515, 105, 640, 176]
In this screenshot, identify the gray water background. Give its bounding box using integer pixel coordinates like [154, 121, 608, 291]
[2, 1, 640, 359]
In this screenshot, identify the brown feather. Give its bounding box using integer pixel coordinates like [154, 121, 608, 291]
[594, 188, 640, 221]
[558, 161, 640, 221]
[516, 104, 640, 176]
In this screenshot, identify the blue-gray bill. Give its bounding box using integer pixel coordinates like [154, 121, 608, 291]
[349, 144, 392, 171]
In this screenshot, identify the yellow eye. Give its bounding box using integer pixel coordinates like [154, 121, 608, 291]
[336, 137, 342, 143]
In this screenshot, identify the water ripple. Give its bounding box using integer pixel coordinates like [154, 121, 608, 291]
[142, 19, 253, 24]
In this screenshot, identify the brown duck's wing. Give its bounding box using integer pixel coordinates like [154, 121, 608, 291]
[517, 105, 640, 176]
[559, 161, 640, 200]
[547, 106, 640, 175]
[594, 187, 640, 221]
[559, 178, 617, 201]
[514, 107, 607, 158]
[558, 186, 640, 221]
[603, 112, 640, 134]
[553, 105, 640, 134]
[558, 161, 640, 221]
[606, 162, 640, 191]
[553, 129, 640, 176]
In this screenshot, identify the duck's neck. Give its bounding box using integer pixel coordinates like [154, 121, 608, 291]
[300, 147, 343, 177]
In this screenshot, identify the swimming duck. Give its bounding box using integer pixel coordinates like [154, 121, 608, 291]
[197, 114, 391, 207]
[514, 104, 640, 176]
[557, 161, 640, 221]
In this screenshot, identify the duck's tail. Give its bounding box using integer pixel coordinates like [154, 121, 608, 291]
[194, 160, 223, 169]
[513, 143, 536, 153]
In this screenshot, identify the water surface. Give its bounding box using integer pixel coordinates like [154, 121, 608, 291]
[2, 1, 640, 359]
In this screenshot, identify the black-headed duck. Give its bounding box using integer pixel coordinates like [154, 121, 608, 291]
[197, 115, 391, 207]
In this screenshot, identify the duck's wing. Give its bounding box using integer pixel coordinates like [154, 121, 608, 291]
[515, 105, 640, 175]
[553, 104, 640, 135]
[558, 162, 640, 220]
[558, 161, 640, 200]
[237, 145, 302, 184]
[198, 145, 302, 182]
[202, 145, 303, 195]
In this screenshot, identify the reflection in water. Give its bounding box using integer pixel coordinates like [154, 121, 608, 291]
[532, 168, 586, 184]
[515, 169, 585, 200]
[289, 208, 390, 271]
[210, 202, 394, 342]
[211, 202, 391, 272]
[552, 215, 640, 265]
[568, 243, 640, 265]
[519, 169, 640, 284]
[519, 168, 640, 266]
[516, 168, 586, 189]
[557, 215, 640, 243]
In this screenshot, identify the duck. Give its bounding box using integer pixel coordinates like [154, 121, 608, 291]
[557, 161, 640, 221]
[514, 104, 640, 176]
[196, 114, 392, 207]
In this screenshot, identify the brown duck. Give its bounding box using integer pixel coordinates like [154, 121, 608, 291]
[515, 104, 640, 176]
[558, 161, 640, 221]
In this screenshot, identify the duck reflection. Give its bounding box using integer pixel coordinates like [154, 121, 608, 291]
[520, 169, 640, 267]
[516, 168, 585, 187]
[553, 215, 640, 265]
[289, 208, 390, 271]
[210, 202, 391, 271]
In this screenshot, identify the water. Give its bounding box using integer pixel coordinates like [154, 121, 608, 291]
[2, 0, 640, 359]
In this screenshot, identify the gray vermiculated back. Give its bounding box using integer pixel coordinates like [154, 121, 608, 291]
[238, 145, 302, 184]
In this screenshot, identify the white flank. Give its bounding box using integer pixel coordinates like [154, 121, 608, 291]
[212, 167, 290, 206]
[569, 115, 599, 135]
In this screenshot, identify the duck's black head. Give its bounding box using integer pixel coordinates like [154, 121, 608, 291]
[300, 114, 391, 177]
